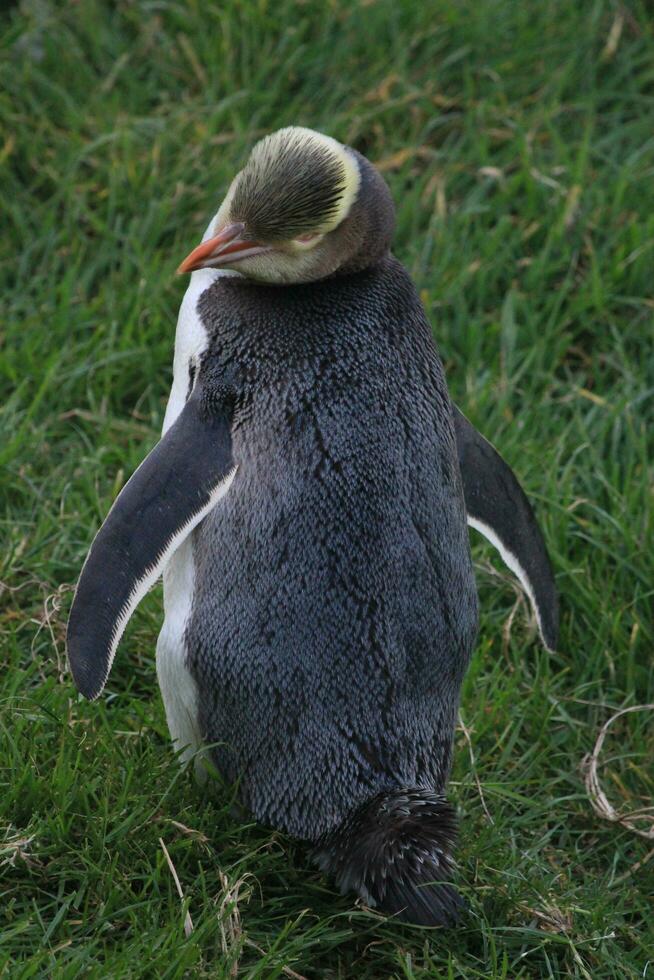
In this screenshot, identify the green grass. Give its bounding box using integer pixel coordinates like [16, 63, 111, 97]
[1, 0, 653, 976]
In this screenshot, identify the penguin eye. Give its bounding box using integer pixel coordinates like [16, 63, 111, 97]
[292, 232, 323, 251]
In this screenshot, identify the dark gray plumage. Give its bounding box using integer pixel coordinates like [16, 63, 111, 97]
[188, 257, 478, 921]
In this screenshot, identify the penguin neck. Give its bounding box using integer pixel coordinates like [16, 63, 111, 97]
[204, 254, 405, 346]
[334, 149, 396, 277]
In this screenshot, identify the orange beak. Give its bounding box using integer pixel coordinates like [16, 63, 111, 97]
[177, 222, 271, 274]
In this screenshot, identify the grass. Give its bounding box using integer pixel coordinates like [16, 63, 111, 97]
[1, 0, 653, 976]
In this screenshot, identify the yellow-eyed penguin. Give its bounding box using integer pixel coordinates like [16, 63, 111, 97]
[67, 126, 558, 926]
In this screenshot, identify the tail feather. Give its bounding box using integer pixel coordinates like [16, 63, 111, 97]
[313, 788, 464, 926]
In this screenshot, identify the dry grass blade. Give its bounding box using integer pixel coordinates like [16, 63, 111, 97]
[609, 845, 654, 888]
[601, 12, 624, 62]
[1, 826, 39, 869]
[165, 818, 210, 846]
[458, 711, 494, 824]
[581, 704, 654, 840]
[517, 902, 573, 934]
[374, 146, 432, 172]
[159, 837, 194, 937]
[216, 870, 253, 977]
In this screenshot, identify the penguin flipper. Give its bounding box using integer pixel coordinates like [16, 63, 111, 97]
[67, 386, 235, 700]
[452, 405, 559, 652]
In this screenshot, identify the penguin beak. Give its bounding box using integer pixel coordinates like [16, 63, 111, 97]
[177, 222, 272, 273]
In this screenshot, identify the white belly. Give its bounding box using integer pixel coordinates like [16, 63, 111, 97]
[156, 537, 204, 772]
[156, 231, 238, 774]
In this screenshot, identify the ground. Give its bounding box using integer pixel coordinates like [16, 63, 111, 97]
[1, 1, 653, 977]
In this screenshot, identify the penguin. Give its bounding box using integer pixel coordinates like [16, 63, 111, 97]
[67, 127, 558, 926]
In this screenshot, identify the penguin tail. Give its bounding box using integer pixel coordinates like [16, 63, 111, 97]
[313, 788, 464, 926]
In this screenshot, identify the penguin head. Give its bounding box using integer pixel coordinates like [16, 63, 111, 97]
[178, 127, 395, 284]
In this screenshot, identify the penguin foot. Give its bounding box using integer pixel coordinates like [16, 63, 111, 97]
[312, 788, 465, 927]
